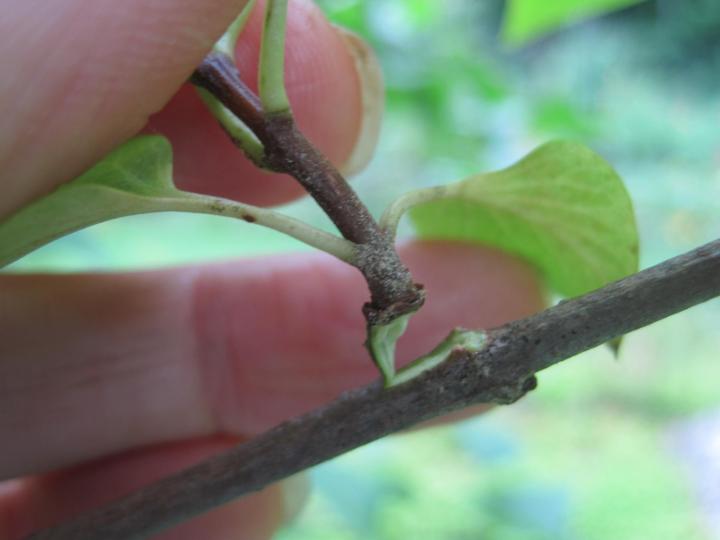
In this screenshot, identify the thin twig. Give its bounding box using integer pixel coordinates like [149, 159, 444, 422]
[27, 238, 720, 540]
[190, 53, 424, 323]
[190, 54, 378, 244]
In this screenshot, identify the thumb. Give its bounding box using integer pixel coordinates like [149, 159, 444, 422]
[0, 0, 248, 217]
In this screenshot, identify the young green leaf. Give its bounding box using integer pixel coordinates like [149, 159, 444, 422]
[391, 328, 487, 386]
[502, 0, 648, 46]
[407, 140, 639, 298]
[366, 311, 413, 385]
[0, 135, 355, 268]
[0, 136, 177, 268]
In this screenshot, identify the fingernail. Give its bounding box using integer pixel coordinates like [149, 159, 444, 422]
[333, 25, 385, 177]
[280, 472, 311, 526]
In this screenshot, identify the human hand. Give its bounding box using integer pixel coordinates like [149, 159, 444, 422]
[0, 1, 544, 538]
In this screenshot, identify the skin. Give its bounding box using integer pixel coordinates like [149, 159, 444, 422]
[0, 0, 545, 538]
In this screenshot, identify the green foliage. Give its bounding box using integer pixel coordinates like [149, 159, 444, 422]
[0, 135, 355, 269]
[502, 0, 648, 45]
[409, 141, 638, 298]
[531, 98, 599, 140]
[367, 312, 412, 384]
[0, 136, 178, 268]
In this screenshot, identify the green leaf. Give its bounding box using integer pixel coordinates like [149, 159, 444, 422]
[0, 135, 356, 269]
[0, 136, 179, 268]
[502, 0, 648, 46]
[366, 312, 413, 386]
[409, 141, 639, 298]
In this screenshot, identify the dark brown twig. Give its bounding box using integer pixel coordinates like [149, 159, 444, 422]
[191, 53, 424, 324]
[27, 238, 720, 540]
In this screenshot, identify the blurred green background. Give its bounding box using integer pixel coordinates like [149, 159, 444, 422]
[7, 0, 720, 538]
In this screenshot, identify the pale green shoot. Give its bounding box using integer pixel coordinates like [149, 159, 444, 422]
[195, 87, 265, 166]
[259, 0, 291, 114]
[366, 311, 414, 385]
[213, 0, 258, 59]
[379, 185, 451, 239]
[391, 329, 487, 386]
[367, 316, 487, 388]
[203, 0, 266, 164]
[168, 194, 356, 263]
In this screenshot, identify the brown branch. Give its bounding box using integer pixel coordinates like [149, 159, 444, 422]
[190, 53, 424, 323]
[26, 238, 720, 540]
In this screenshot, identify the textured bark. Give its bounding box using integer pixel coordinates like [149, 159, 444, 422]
[191, 53, 424, 323]
[26, 238, 720, 540]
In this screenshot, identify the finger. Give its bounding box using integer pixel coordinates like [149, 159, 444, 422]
[147, 0, 380, 206]
[0, 436, 307, 539]
[0, 242, 545, 479]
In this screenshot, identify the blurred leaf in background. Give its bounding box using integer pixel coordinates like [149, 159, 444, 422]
[502, 0, 648, 45]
